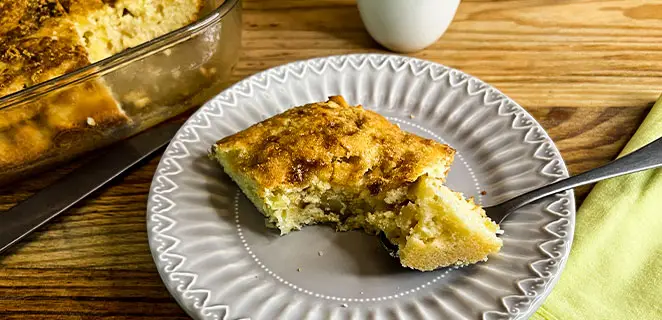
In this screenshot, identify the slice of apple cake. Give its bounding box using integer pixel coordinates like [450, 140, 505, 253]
[210, 96, 502, 271]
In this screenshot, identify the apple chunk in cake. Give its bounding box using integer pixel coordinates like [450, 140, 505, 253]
[210, 96, 502, 271]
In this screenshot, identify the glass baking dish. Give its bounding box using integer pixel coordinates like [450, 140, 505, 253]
[0, 0, 241, 185]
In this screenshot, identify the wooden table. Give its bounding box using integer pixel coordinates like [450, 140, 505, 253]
[1, 0, 659, 318]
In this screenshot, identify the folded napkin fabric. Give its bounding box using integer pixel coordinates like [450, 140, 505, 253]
[533, 96, 662, 320]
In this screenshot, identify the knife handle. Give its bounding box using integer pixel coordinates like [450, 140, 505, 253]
[0, 123, 181, 254]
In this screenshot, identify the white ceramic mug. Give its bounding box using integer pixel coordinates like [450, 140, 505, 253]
[357, 0, 461, 53]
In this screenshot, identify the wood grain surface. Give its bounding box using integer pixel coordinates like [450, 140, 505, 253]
[0, 0, 659, 318]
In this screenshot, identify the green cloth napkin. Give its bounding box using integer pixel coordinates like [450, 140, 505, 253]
[532, 96, 662, 320]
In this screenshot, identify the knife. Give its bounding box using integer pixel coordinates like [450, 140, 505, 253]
[0, 122, 182, 254]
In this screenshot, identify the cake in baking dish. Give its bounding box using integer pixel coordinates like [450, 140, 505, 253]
[210, 96, 503, 271]
[62, 0, 203, 62]
[0, 0, 202, 170]
[1, 0, 203, 97]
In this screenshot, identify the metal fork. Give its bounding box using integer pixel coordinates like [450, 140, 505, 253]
[380, 136, 662, 257]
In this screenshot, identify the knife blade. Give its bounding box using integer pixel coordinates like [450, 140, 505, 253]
[0, 122, 182, 254]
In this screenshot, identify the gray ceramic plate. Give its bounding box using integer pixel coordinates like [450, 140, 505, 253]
[147, 54, 575, 320]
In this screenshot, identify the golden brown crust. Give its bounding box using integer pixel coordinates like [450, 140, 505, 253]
[0, 0, 90, 97]
[214, 96, 455, 195]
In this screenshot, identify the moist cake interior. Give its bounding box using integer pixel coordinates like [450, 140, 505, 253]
[63, 0, 203, 62]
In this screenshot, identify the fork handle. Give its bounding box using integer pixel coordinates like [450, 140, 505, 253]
[493, 136, 662, 218]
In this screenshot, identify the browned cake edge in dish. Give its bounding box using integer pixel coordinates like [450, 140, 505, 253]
[0, 0, 202, 176]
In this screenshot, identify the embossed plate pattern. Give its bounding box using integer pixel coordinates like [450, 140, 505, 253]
[147, 54, 575, 320]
